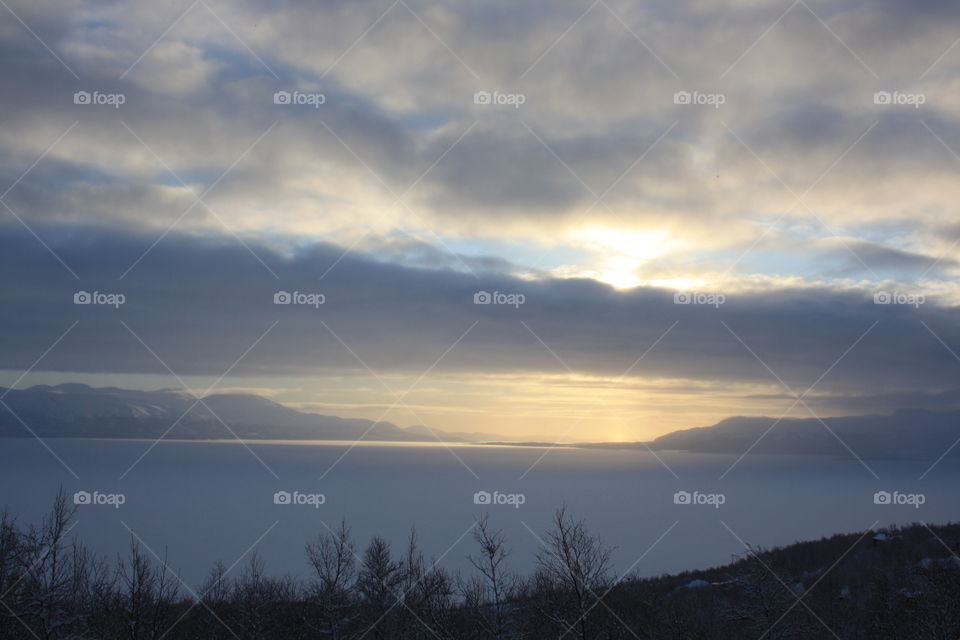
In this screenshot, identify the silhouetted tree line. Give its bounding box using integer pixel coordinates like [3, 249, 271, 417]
[2, 490, 959, 639]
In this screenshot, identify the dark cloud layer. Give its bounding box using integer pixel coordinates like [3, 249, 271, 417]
[2, 224, 959, 403]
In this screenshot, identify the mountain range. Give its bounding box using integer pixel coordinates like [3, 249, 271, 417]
[0, 384, 494, 442]
[1, 384, 959, 459]
[645, 409, 960, 459]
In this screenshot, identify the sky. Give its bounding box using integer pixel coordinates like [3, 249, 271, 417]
[2, 0, 960, 441]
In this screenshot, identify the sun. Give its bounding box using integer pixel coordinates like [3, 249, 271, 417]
[567, 226, 677, 289]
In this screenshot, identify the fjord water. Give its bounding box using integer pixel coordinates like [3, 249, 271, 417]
[0, 438, 954, 586]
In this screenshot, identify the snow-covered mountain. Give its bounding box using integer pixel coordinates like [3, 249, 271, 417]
[0, 384, 490, 442]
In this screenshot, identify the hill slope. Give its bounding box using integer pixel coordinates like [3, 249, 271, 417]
[0, 384, 488, 442]
[645, 408, 960, 459]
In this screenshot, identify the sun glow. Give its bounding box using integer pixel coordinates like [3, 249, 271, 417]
[568, 226, 676, 289]
[646, 277, 708, 291]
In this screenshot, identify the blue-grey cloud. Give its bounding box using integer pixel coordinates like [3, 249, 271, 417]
[2, 223, 960, 405]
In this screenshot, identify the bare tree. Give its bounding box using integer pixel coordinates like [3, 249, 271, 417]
[305, 519, 356, 639]
[399, 528, 453, 639]
[464, 515, 516, 640]
[231, 552, 296, 639]
[534, 507, 613, 640]
[356, 536, 403, 639]
[116, 538, 179, 640]
[724, 545, 813, 640]
[193, 560, 233, 640]
[0, 508, 27, 638]
[199, 559, 230, 608]
[15, 489, 84, 640]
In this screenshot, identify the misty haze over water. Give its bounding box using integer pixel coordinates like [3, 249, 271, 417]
[3, 437, 951, 586]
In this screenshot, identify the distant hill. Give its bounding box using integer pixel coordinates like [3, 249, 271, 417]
[614, 521, 960, 639]
[643, 408, 960, 459]
[490, 408, 960, 460]
[0, 384, 496, 442]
